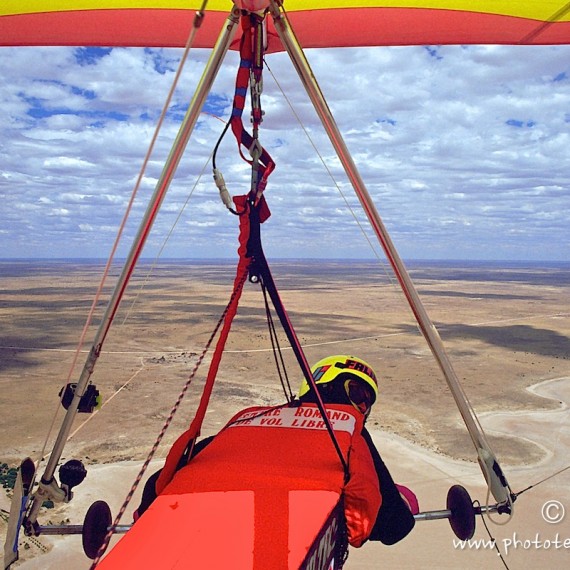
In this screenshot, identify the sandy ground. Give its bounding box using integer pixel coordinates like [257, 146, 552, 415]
[1, 261, 569, 568]
[7, 378, 570, 570]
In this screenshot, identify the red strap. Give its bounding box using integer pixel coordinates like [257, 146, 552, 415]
[230, 14, 275, 198]
[156, 195, 270, 494]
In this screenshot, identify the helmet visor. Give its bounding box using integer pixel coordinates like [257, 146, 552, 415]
[344, 377, 375, 416]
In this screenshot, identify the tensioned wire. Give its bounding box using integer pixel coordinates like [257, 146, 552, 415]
[61, 0, 570, 347]
[8, 6, 567, 567]
[12, 7, 570, 562]
[263, 58, 398, 288]
[277, 1, 517, 521]
[89, 269, 250, 568]
[35, 3, 570, 467]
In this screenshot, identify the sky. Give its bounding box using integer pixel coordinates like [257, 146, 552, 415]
[1, 41, 569, 262]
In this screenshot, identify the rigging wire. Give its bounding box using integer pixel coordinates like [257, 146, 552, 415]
[259, 278, 295, 402]
[268, 4, 517, 510]
[13, 3, 570, 566]
[47, 0, 570, 547]
[269, 4, 381, 254]
[34, 3, 209, 474]
[277, 0, 541, 513]
[120, 143, 216, 325]
[481, 374, 570, 525]
[514, 463, 570, 498]
[65, 361, 148, 444]
[37, 362, 150, 466]
[264, 56, 512, 501]
[475, 500, 511, 570]
[264, 58, 396, 290]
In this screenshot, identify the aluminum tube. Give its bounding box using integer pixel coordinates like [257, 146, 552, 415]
[414, 510, 452, 522]
[414, 502, 502, 522]
[37, 524, 131, 536]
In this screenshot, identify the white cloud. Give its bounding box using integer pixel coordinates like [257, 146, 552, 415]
[1, 43, 569, 260]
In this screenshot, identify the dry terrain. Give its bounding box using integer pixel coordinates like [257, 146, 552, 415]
[1, 259, 569, 568]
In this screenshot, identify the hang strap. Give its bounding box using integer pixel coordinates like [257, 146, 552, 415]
[230, 13, 275, 200]
[156, 195, 269, 495]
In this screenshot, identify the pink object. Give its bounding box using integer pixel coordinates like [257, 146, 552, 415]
[396, 484, 420, 515]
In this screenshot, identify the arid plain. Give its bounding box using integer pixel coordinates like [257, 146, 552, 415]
[1, 259, 569, 569]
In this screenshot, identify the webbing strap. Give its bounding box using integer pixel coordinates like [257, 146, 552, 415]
[186, 196, 254, 437]
[155, 195, 255, 495]
[230, 14, 275, 199]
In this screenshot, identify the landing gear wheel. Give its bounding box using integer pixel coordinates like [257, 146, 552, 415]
[83, 500, 112, 559]
[447, 485, 476, 540]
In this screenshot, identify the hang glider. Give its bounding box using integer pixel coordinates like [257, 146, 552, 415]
[1, 1, 570, 50]
[3, 1, 570, 568]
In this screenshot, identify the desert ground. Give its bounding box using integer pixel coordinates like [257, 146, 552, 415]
[1, 259, 569, 569]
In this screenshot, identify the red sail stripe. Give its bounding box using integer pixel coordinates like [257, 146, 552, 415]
[1, 8, 570, 49]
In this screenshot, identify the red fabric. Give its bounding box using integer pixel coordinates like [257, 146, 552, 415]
[101, 405, 381, 566]
[154, 252, 249, 492]
[99, 491, 256, 569]
[101, 489, 342, 569]
[184, 195, 252, 436]
[163, 404, 381, 548]
[156, 195, 271, 495]
[344, 433, 382, 547]
[3, 9, 570, 49]
[163, 405, 350, 494]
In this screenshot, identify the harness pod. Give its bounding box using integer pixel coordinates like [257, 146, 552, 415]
[97, 403, 381, 569]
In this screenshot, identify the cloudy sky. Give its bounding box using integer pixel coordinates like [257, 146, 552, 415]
[1, 42, 569, 262]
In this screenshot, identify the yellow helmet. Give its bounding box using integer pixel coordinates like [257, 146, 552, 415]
[299, 355, 378, 413]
